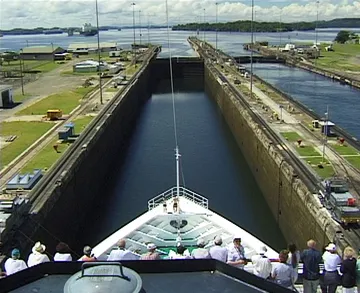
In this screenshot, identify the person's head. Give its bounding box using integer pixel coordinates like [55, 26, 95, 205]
[11, 248, 21, 260]
[32, 242, 46, 254]
[325, 243, 337, 254]
[288, 243, 297, 254]
[307, 239, 316, 249]
[83, 246, 92, 257]
[214, 236, 222, 246]
[343, 246, 356, 260]
[56, 242, 70, 254]
[279, 250, 289, 263]
[177, 244, 186, 255]
[257, 246, 267, 255]
[233, 236, 241, 248]
[117, 239, 126, 249]
[197, 238, 206, 248]
[147, 243, 157, 252]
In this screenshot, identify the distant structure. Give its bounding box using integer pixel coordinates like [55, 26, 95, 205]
[68, 42, 119, 55]
[80, 23, 98, 36]
[6, 169, 43, 190]
[0, 84, 14, 108]
[20, 46, 65, 61]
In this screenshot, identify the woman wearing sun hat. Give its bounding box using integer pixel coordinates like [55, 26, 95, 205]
[4, 248, 27, 275]
[321, 243, 342, 293]
[27, 241, 50, 267]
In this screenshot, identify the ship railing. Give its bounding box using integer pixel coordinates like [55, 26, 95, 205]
[148, 186, 208, 211]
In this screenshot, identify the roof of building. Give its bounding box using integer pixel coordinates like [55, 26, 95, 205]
[21, 46, 64, 54]
[68, 42, 118, 50]
[0, 84, 12, 92]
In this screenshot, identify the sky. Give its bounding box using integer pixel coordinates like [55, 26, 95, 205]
[0, 0, 359, 29]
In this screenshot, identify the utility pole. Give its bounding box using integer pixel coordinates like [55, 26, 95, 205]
[19, 49, 24, 95]
[139, 10, 142, 45]
[131, 2, 136, 66]
[215, 2, 218, 50]
[51, 42, 54, 63]
[279, 9, 282, 47]
[147, 14, 150, 45]
[250, 0, 254, 100]
[95, 0, 103, 104]
[315, 0, 319, 47]
[322, 105, 329, 163]
[203, 8, 206, 42]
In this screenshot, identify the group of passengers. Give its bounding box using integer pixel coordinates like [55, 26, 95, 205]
[2, 237, 360, 293]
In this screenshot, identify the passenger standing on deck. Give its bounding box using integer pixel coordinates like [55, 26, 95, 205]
[54, 242, 72, 262]
[227, 236, 247, 269]
[191, 239, 210, 259]
[301, 239, 322, 293]
[81, 246, 97, 262]
[287, 243, 301, 283]
[320, 243, 342, 293]
[140, 243, 160, 260]
[271, 250, 294, 290]
[209, 236, 228, 263]
[4, 249, 27, 275]
[356, 252, 360, 293]
[107, 239, 138, 261]
[27, 242, 50, 267]
[340, 247, 357, 293]
[251, 246, 272, 279]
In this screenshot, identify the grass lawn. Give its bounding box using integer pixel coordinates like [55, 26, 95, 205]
[281, 132, 302, 142]
[305, 157, 336, 179]
[316, 43, 360, 72]
[0, 121, 53, 168]
[125, 64, 138, 76]
[34, 62, 61, 72]
[344, 156, 360, 170]
[16, 87, 92, 116]
[296, 146, 320, 157]
[330, 143, 359, 155]
[106, 87, 119, 92]
[13, 94, 32, 103]
[1, 60, 62, 72]
[20, 116, 94, 173]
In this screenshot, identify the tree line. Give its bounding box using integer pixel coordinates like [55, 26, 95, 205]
[172, 18, 360, 33]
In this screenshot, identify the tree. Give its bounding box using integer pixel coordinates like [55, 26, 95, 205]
[334, 30, 350, 43]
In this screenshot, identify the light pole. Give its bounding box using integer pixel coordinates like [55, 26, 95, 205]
[279, 8, 282, 48]
[203, 8, 206, 42]
[215, 2, 218, 50]
[147, 14, 151, 45]
[322, 105, 329, 163]
[139, 10, 142, 45]
[19, 49, 24, 95]
[250, 0, 254, 100]
[51, 42, 54, 63]
[131, 3, 136, 66]
[95, 0, 103, 105]
[315, 0, 319, 47]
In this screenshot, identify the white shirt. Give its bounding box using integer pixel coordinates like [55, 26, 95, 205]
[191, 248, 210, 259]
[4, 258, 27, 275]
[107, 249, 139, 261]
[209, 245, 228, 262]
[54, 253, 72, 261]
[27, 252, 50, 267]
[322, 251, 341, 272]
[251, 254, 272, 279]
[227, 244, 246, 268]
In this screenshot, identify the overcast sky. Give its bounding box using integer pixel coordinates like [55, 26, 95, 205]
[0, 0, 359, 29]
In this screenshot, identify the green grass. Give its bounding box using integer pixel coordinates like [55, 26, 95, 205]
[296, 146, 321, 157]
[305, 157, 336, 179]
[13, 94, 32, 103]
[16, 87, 91, 116]
[344, 156, 360, 170]
[106, 87, 119, 92]
[0, 121, 53, 168]
[330, 143, 360, 155]
[20, 116, 94, 173]
[34, 62, 61, 72]
[125, 65, 138, 76]
[61, 70, 98, 76]
[316, 43, 360, 72]
[281, 132, 302, 142]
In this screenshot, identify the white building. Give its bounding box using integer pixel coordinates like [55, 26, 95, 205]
[0, 84, 14, 108]
[68, 42, 119, 54]
[73, 60, 108, 73]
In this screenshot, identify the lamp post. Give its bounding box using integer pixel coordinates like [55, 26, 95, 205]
[139, 10, 142, 45]
[51, 42, 54, 63]
[315, 0, 319, 47]
[279, 8, 282, 47]
[203, 8, 206, 42]
[147, 14, 151, 45]
[95, 0, 103, 105]
[250, 0, 254, 100]
[215, 2, 218, 50]
[19, 49, 24, 95]
[131, 3, 136, 66]
[322, 105, 329, 163]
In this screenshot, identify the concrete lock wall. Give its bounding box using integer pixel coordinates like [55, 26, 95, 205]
[204, 64, 339, 250]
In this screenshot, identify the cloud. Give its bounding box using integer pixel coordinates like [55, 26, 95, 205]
[0, 0, 359, 29]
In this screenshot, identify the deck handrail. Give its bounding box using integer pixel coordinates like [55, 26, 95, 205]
[148, 186, 208, 210]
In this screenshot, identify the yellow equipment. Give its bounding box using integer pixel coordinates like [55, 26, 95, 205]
[47, 109, 62, 121]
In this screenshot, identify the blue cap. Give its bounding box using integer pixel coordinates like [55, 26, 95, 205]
[11, 248, 20, 257]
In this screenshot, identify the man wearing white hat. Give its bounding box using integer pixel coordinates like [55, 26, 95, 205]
[27, 242, 50, 267]
[251, 246, 272, 279]
[191, 239, 210, 259]
[321, 243, 341, 293]
[140, 243, 160, 260]
[209, 236, 228, 263]
[227, 236, 247, 269]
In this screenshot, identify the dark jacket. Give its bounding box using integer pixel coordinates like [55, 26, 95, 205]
[301, 248, 322, 280]
[340, 258, 356, 288]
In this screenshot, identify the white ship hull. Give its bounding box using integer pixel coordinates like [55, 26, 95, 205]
[92, 186, 279, 269]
